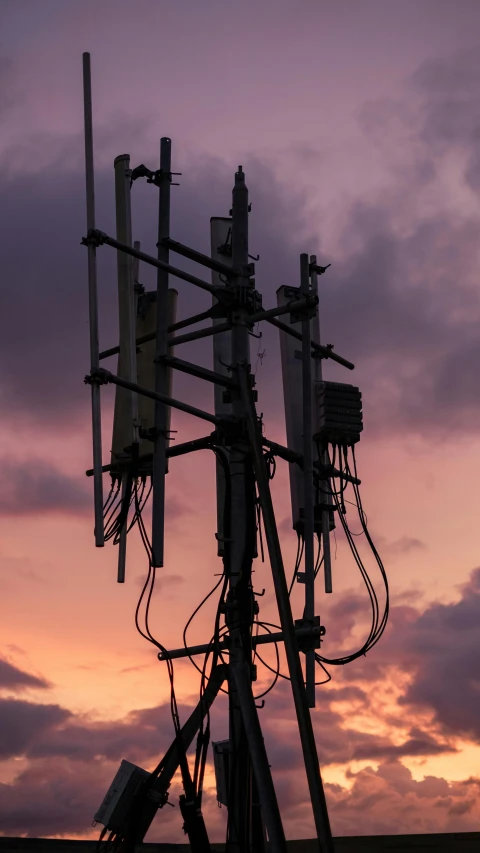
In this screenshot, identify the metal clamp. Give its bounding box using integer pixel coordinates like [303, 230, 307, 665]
[81, 228, 107, 248]
[294, 617, 324, 652]
[309, 261, 331, 276]
[130, 163, 182, 188]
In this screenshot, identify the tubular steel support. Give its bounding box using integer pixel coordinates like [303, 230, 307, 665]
[310, 255, 333, 594]
[163, 236, 238, 278]
[167, 321, 232, 348]
[157, 624, 324, 661]
[300, 253, 316, 708]
[90, 369, 219, 426]
[226, 167, 259, 853]
[151, 138, 171, 568]
[230, 659, 287, 853]
[82, 231, 216, 295]
[161, 354, 238, 390]
[82, 52, 104, 547]
[267, 316, 355, 370]
[113, 154, 138, 583]
[238, 363, 334, 853]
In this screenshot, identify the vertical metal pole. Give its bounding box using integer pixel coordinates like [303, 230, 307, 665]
[226, 166, 256, 853]
[82, 52, 104, 547]
[151, 138, 171, 568]
[300, 254, 316, 708]
[310, 256, 332, 594]
[117, 473, 128, 583]
[230, 659, 287, 853]
[239, 365, 334, 853]
[113, 156, 138, 583]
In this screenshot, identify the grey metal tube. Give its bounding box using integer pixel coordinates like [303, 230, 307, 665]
[157, 624, 323, 661]
[96, 369, 219, 425]
[267, 316, 355, 370]
[228, 167, 256, 852]
[300, 253, 316, 708]
[82, 52, 104, 547]
[248, 296, 311, 325]
[151, 138, 171, 568]
[239, 364, 334, 853]
[310, 255, 333, 594]
[88, 232, 216, 295]
[113, 155, 138, 582]
[167, 321, 232, 348]
[231, 659, 288, 853]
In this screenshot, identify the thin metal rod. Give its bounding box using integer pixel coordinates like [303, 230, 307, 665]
[152, 664, 227, 798]
[157, 624, 323, 661]
[161, 354, 238, 389]
[151, 137, 171, 568]
[262, 438, 361, 484]
[300, 253, 315, 708]
[167, 321, 232, 348]
[248, 297, 311, 325]
[239, 364, 334, 853]
[231, 659, 288, 853]
[82, 52, 104, 547]
[169, 306, 215, 333]
[163, 237, 238, 278]
[310, 255, 333, 594]
[86, 231, 216, 295]
[268, 316, 355, 370]
[93, 369, 219, 425]
[117, 472, 128, 583]
[98, 308, 218, 360]
[113, 155, 137, 582]
[262, 439, 302, 467]
[85, 434, 215, 476]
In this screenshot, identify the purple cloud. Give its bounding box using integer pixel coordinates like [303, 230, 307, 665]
[0, 658, 49, 691]
[0, 458, 90, 516]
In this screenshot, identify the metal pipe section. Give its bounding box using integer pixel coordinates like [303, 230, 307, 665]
[310, 255, 333, 594]
[87, 232, 216, 294]
[151, 138, 171, 568]
[248, 296, 311, 325]
[231, 659, 288, 853]
[95, 369, 219, 425]
[227, 168, 257, 853]
[157, 624, 323, 661]
[267, 316, 355, 370]
[239, 365, 334, 853]
[82, 52, 104, 547]
[85, 434, 215, 477]
[167, 321, 232, 348]
[98, 308, 217, 361]
[300, 254, 316, 708]
[163, 236, 237, 278]
[113, 155, 138, 582]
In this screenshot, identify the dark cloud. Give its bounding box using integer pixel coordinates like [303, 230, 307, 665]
[324, 565, 480, 746]
[0, 699, 71, 758]
[0, 140, 313, 435]
[0, 457, 90, 515]
[0, 658, 49, 691]
[399, 568, 480, 741]
[3, 45, 480, 444]
[326, 760, 480, 837]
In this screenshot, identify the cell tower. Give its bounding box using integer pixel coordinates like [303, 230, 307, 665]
[81, 53, 388, 853]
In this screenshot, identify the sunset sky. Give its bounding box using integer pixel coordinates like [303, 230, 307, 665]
[1, 0, 480, 842]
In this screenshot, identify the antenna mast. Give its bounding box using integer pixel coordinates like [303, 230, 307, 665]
[82, 53, 388, 853]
